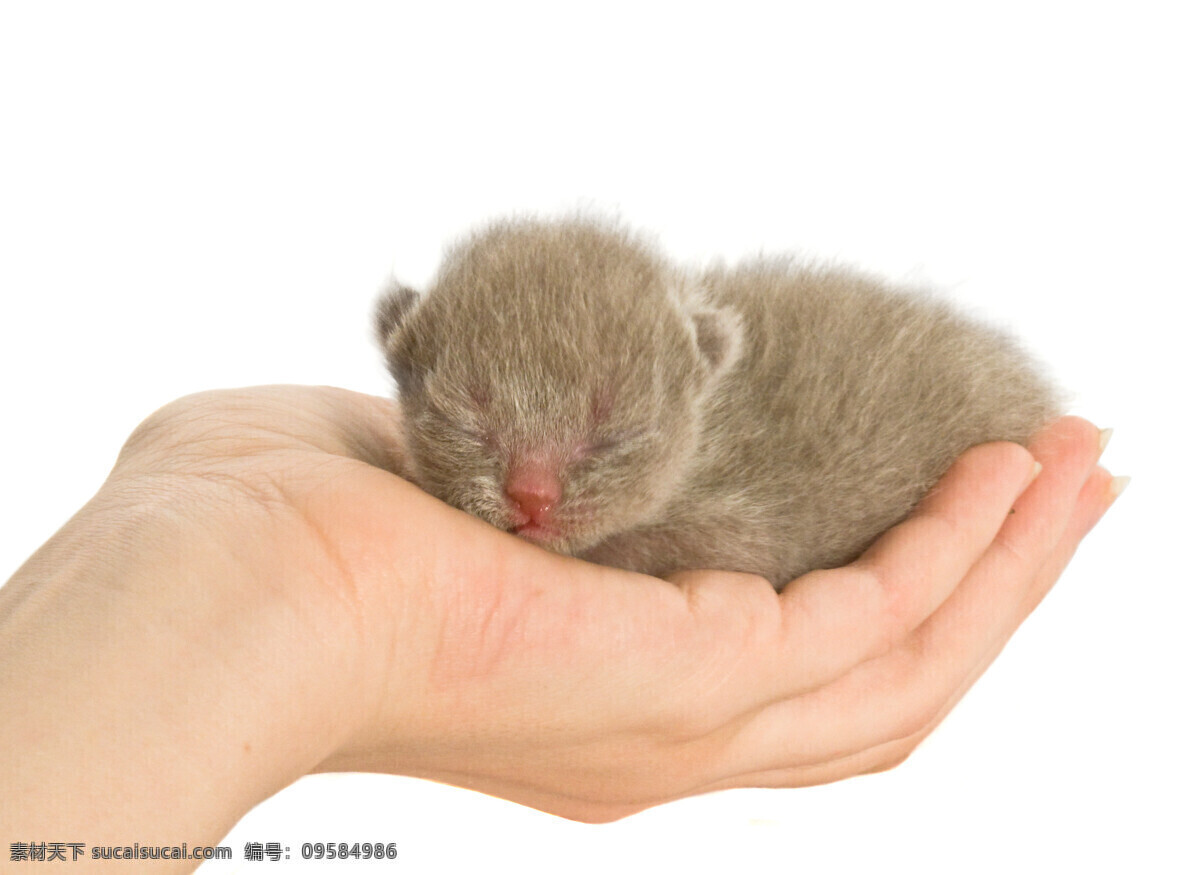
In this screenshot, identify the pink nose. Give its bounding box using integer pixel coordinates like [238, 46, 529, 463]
[505, 462, 561, 524]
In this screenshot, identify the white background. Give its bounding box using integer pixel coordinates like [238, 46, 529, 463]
[1, 2, 1195, 872]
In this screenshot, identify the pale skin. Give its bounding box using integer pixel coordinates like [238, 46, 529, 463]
[0, 386, 1119, 869]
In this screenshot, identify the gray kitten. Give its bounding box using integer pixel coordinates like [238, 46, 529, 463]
[376, 217, 1060, 590]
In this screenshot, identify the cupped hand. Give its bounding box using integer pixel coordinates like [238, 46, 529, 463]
[0, 385, 1118, 846]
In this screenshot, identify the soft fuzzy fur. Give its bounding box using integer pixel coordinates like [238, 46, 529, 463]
[377, 217, 1060, 589]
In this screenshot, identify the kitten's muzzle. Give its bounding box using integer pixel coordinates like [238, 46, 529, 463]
[504, 457, 566, 543]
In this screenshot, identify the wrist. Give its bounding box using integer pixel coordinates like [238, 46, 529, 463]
[0, 477, 358, 847]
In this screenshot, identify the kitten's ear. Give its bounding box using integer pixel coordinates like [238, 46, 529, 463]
[672, 277, 743, 381]
[375, 281, 426, 394]
[374, 281, 421, 348]
[689, 305, 743, 381]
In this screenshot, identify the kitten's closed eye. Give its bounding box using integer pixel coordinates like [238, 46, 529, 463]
[465, 429, 499, 452]
[423, 405, 492, 445]
[572, 430, 646, 461]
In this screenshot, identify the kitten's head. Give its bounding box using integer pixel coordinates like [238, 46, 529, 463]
[376, 217, 741, 554]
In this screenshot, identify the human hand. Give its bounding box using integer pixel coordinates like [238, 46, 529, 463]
[0, 386, 1118, 850]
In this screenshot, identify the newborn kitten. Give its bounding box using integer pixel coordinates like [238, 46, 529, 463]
[376, 217, 1060, 589]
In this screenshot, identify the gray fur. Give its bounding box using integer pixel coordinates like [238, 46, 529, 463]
[377, 217, 1061, 589]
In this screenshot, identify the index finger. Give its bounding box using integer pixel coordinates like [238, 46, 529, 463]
[773, 438, 1040, 692]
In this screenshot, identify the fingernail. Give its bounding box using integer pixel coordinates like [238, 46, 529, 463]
[1109, 475, 1130, 500]
[1098, 428, 1113, 454]
[1023, 460, 1043, 490]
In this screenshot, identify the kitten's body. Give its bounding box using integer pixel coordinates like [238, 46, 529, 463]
[377, 218, 1060, 589]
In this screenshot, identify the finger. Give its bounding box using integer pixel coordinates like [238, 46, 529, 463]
[1017, 463, 1119, 615]
[888, 464, 1121, 756]
[988, 416, 1102, 569]
[686, 464, 1119, 794]
[771, 439, 1038, 694]
[702, 422, 1104, 779]
[827, 418, 1102, 750]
